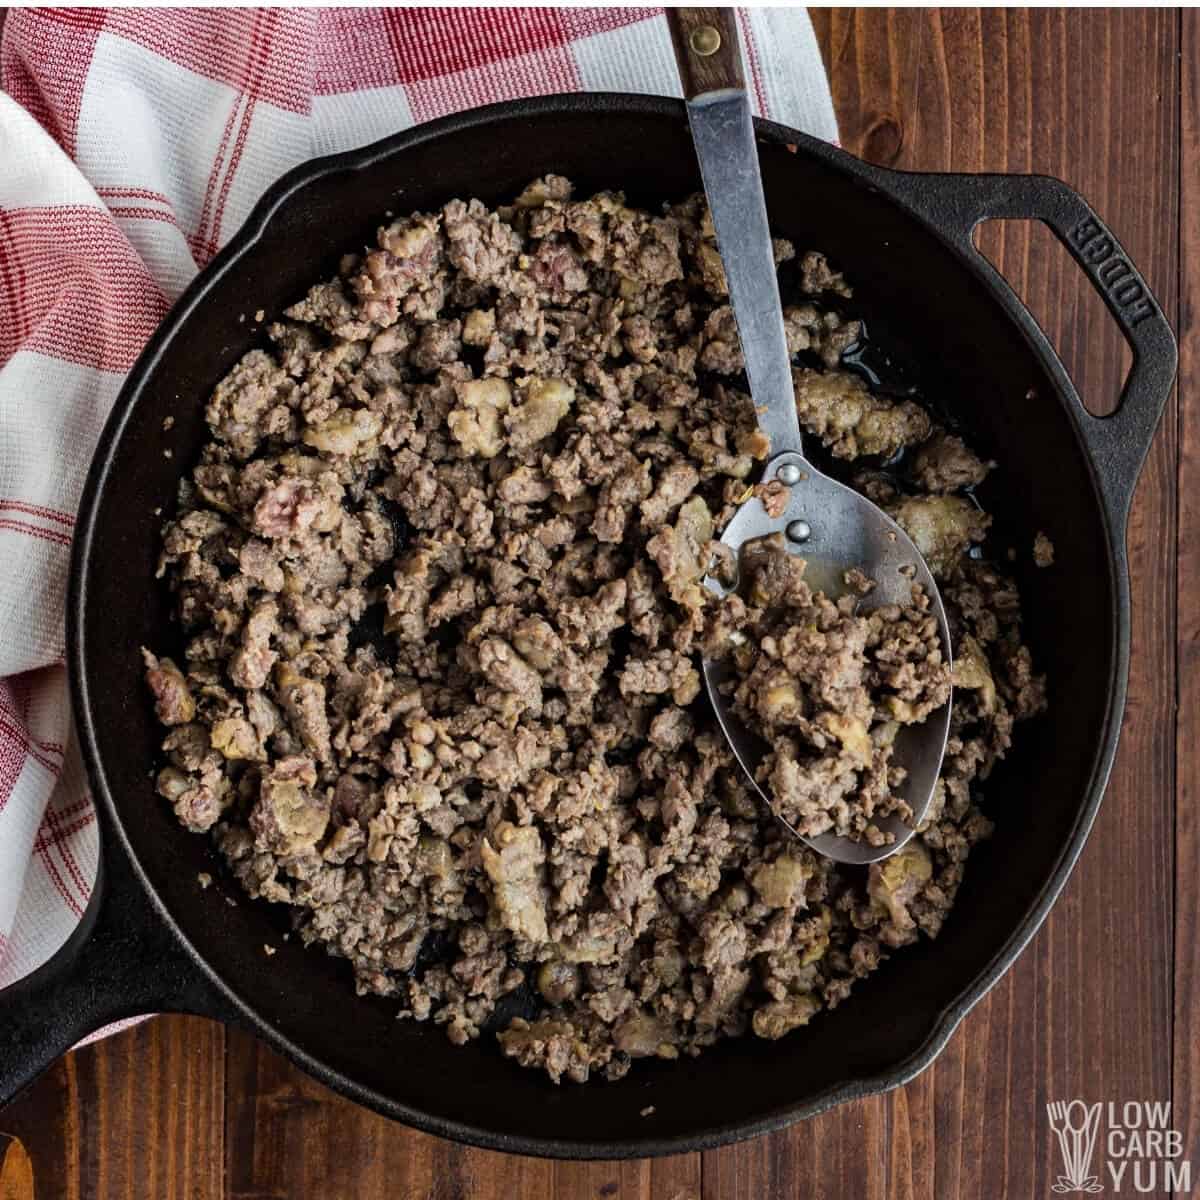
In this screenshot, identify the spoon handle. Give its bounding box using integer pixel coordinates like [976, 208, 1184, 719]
[667, 8, 745, 97]
[667, 8, 804, 460]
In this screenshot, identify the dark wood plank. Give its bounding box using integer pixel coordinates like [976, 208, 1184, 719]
[704, 9, 1178, 1197]
[1176, 5, 1198, 1174]
[702, 1097, 888, 1200]
[224, 1026, 701, 1200]
[0, 1016, 225, 1200]
[549, 1155, 701, 1200]
[224, 1023, 548, 1200]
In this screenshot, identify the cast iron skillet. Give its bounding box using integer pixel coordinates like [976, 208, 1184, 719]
[0, 95, 1176, 1158]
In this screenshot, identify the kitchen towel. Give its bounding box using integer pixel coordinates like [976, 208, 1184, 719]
[0, 6, 837, 1038]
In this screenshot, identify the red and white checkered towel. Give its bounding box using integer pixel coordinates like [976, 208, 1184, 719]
[0, 7, 836, 1021]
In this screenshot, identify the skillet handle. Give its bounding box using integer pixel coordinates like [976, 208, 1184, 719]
[0, 816, 235, 1107]
[879, 170, 1177, 526]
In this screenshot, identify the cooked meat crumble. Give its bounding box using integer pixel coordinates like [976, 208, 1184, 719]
[144, 177, 1046, 1083]
[709, 536, 951, 845]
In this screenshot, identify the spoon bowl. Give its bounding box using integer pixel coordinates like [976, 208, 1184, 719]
[702, 450, 953, 865]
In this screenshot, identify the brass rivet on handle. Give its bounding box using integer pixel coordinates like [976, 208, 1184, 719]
[690, 25, 721, 56]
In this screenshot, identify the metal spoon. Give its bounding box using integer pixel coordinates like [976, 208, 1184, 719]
[667, 8, 952, 865]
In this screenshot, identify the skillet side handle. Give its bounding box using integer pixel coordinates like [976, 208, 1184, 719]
[881, 170, 1177, 527]
[0, 821, 234, 1107]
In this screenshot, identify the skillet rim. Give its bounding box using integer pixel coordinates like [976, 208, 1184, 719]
[67, 91, 1130, 1159]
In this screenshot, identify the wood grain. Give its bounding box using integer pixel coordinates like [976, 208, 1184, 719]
[1175, 4, 1198, 1179]
[0, 1137, 34, 1200]
[0, 11, 1188, 1199]
[802, 14, 1180, 1196]
[223, 1026, 702, 1200]
[665, 9, 745, 100]
[0, 1016, 224, 1200]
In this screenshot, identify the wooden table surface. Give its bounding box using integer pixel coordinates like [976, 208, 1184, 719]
[1, 10, 1193, 1198]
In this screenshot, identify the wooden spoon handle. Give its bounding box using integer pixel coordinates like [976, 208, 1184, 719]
[667, 8, 745, 100]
